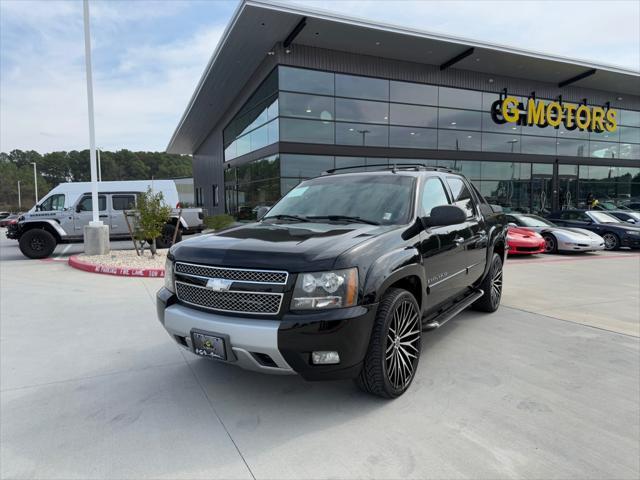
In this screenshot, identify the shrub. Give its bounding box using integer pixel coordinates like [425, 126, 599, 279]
[204, 214, 235, 231]
[134, 188, 172, 256]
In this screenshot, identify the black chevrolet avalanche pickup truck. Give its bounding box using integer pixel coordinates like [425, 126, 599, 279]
[157, 166, 507, 398]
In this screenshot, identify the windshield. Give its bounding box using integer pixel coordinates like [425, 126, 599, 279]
[590, 211, 621, 223]
[265, 174, 415, 225]
[515, 215, 554, 227]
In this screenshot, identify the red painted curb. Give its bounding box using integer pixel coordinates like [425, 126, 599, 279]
[68, 255, 164, 278]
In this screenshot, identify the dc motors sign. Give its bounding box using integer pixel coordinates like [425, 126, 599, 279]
[491, 95, 618, 133]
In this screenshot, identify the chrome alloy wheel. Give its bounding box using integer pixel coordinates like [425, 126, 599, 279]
[544, 235, 556, 253]
[385, 300, 421, 390]
[490, 257, 503, 309]
[602, 233, 618, 250]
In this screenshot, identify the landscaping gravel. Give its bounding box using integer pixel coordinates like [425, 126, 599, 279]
[78, 249, 167, 269]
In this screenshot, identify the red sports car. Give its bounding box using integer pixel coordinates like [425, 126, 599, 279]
[507, 226, 545, 255]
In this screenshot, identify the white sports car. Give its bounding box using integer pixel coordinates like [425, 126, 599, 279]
[505, 214, 605, 253]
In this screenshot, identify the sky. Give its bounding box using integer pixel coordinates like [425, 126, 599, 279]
[1, 0, 639, 154]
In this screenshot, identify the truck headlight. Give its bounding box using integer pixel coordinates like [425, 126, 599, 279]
[291, 268, 358, 310]
[164, 257, 175, 293]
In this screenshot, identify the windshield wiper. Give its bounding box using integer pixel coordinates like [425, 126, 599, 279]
[263, 214, 309, 222]
[307, 215, 380, 225]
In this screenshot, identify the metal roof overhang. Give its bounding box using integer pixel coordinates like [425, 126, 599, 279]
[167, 0, 640, 154]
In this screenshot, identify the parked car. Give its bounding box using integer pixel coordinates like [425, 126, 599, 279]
[0, 212, 11, 220]
[157, 166, 508, 398]
[624, 202, 640, 210]
[505, 213, 604, 253]
[604, 210, 640, 224]
[6, 179, 204, 259]
[0, 214, 20, 228]
[593, 201, 634, 212]
[546, 210, 640, 250]
[507, 226, 545, 255]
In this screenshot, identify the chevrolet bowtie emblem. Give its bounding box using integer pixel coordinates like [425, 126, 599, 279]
[206, 278, 233, 292]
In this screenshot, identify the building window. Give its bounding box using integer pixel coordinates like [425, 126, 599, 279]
[390, 80, 438, 106]
[335, 123, 389, 147]
[279, 67, 334, 96]
[335, 73, 389, 101]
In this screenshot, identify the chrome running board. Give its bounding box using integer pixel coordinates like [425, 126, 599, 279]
[422, 289, 484, 331]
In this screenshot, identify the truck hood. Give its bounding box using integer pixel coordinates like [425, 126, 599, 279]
[170, 222, 395, 272]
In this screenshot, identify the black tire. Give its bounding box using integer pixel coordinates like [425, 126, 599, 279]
[543, 233, 558, 254]
[153, 224, 182, 249]
[355, 288, 422, 399]
[19, 228, 57, 259]
[472, 252, 503, 313]
[602, 232, 620, 251]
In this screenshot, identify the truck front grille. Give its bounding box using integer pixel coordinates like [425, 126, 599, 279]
[175, 281, 283, 315]
[175, 262, 288, 284]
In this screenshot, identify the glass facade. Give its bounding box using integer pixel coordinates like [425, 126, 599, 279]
[220, 65, 639, 220]
[223, 153, 640, 219]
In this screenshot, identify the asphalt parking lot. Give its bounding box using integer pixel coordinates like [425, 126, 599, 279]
[1, 230, 639, 479]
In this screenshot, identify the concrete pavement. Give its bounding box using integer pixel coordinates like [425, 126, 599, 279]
[1, 234, 639, 479]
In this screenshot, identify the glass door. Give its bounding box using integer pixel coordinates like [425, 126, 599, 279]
[557, 165, 579, 211]
[531, 164, 553, 215]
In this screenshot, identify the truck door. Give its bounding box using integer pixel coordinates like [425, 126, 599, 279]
[110, 194, 137, 236]
[74, 195, 107, 232]
[444, 177, 488, 285]
[418, 177, 468, 312]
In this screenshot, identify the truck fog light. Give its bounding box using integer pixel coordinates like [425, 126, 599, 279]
[312, 351, 340, 365]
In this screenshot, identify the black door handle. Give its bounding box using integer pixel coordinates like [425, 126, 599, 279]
[99, 214, 108, 218]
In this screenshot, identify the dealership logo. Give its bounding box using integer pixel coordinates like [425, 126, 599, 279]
[206, 278, 233, 292]
[491, 92, 617, 133]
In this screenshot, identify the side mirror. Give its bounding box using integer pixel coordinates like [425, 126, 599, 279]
[490, 204, 503, 213]
[35, 204, 42, 211]
[75, 204, 82, 213]
[508, 222, 518, 228]
[626, 219, 636, 224]
[256, 206, 270, 220]
[423, 205, 467, 228]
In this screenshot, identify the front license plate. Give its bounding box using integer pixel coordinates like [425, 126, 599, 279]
[191, 331, 226, 360]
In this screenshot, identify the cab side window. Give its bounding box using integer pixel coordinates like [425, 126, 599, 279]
[40, 194, 65, 211]
[78, 195, 106, 212]
[445, 177, 475, 218]
[420, 178, 450, 217]
[112, 195, 136, 211]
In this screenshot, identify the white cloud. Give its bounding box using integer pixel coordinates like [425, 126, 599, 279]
[1, 1, 223, 153]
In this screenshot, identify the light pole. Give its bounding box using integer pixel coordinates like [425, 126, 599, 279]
[17, 181, 21, 210]
[82, 0, 109, 254]
[97, 147, 102, 181]
[31, 162, 38, 204]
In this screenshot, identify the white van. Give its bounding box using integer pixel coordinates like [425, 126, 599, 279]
[7, 179, 204, 259]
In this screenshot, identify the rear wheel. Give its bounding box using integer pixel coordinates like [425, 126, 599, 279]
[19, 228, 57, 259]
[602, 232, 620, 250]
[472, 252, 503, 312]
[543, 233, 558, 253]
[153, 224, 182, 249]
[355, 288, 421, 398]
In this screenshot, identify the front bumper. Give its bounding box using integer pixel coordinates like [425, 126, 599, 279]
[157, 288, 377, 380]
[621, 234, 640, 249]
[557, 238, 604, 252]
[6, 223, 21, 239]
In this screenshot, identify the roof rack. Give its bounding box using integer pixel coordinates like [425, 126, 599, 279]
[322, 164, 455, 175]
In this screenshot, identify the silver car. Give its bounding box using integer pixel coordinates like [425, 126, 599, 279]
[506, 214, 604, 253]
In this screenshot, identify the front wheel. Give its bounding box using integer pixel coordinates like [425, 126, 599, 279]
[355, 288, 422, 398]
[472, 252, 503, 312]
[19, 228, 57, 259]
[602, 232, 620, 251]
[543, 233, 558, 253]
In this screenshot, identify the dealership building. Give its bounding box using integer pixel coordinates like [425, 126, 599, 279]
[167, 0, 640, 218]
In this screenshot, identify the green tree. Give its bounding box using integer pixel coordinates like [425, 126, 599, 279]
[134, 188, 171, 256]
